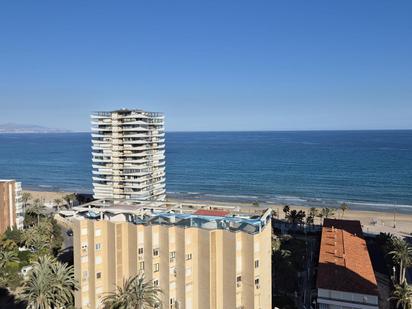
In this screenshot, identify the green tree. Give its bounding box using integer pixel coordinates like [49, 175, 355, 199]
[53, 198, 63, 211]
[308, 207, 318, 225]
[0, 238, 18, 252]
[320, 207, 335, 220]
[282, 205, 290, 218]
[102, 274, 162, 309]
[18, 255, 78, 309]
[390, 281, 412, 309]
[2, 227, 24, 246]
[0, 250, 18, 270]
[340, 202, 349, 218]
[25, 203, 47, 226]
[389, 238, 412, 284]
[306, 215, 314, 226]
[22, 192, 32, 208]
[0, 250, 20, 288]
[22, 219, 63, 257]
[286, 210, 306, 226]
[63, 193, 77, 209]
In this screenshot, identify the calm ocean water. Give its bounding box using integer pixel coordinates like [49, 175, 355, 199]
[0, 131, 411, 212]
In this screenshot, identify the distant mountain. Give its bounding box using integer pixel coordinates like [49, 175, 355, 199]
[0, 123, 71, 133]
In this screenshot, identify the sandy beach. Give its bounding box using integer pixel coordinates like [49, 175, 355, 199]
[23, 190, 412, 237]
[23, 190, 73, 204]
[167, 197, 412, 237]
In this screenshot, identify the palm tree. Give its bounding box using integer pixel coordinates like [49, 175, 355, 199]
[306, 215, 314, 226]
[389, 238, 412, 284]
[22, 192, 32, 208]
[340, 202, 349, 218]
[18, 255, 78, 309]
[102, 274, 162, 309]
[23, 221, 55, 255]
[63, 193, 77, 209]
[53, 198, 63, 211]
[0, 250, 18, 269]
[321, 207, 335, 219]
[390, 281, 412, 309]
[25, 201, 47, 226]
[286, 210, 306, 226]
[282, 205, 290, 219]
[0, 250, 19, 287]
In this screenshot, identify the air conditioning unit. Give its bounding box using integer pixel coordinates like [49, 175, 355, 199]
[138, 256, 143, 261]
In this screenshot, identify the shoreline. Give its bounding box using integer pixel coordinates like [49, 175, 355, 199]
[22, 189, 412, 236]
[22, 186, 412, 214]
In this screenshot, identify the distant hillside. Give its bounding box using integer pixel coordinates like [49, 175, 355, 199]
[0, 123, 71, 133]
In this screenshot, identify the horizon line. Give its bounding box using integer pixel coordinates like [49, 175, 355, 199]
[1, 128, 412, 134]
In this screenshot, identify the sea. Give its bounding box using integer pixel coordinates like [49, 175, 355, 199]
[0, 130, 411, 213]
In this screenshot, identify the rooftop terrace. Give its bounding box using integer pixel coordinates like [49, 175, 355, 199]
[67, 199, 272, 235]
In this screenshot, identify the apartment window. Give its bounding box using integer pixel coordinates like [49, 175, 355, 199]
[170, 251, 176, 258]
[95, 229, 101, 237]
[153, 249, 159, 257]
[81, 228, 88, 236]
[154, 263, 160, 272]
[186, 253, 192, 260]
[96, 272, 102, 279]
[81, 256, 88, 263]
[185, 267, 192, 276]
[96, 243, 102, 251]
[254, 260, 259, 268]
[236, 275, 242, 282]
[139, 262, 144, 271]
[138, 247, 144, 255]
[153, 279, 159, 286]
[254, 278, 260, 289]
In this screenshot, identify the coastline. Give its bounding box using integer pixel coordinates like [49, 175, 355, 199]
[23, 189, 412, 236]
[167, 197, 412, 236]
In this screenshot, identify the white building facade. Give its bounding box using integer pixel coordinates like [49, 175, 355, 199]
[91, 109, 166, 201]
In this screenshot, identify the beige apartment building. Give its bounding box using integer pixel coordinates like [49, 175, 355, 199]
[70, 199, 272, 309]
[0, 179, 24, 234]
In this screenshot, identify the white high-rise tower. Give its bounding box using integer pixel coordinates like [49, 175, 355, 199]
[91, 109, 166, 200]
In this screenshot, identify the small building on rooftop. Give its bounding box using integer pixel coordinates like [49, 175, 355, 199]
[316, 219, 379, 309]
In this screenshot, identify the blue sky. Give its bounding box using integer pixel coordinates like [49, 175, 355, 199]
[0, 1, 411, 131]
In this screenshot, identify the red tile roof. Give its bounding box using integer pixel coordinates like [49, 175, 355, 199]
[193, 209, 230, 217]
[316, 219, 378, 295]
